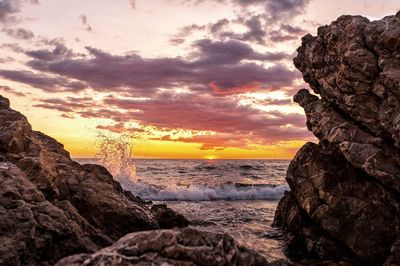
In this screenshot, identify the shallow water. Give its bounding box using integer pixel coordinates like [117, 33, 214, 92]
[78, 158, 290, 260]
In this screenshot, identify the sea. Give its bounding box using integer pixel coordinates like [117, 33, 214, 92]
[78, 157, 290, 261]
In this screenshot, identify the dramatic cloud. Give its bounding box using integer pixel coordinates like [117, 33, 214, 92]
[0, 0, 319, 154]
[0, 70, 87, 91]
[14, 39, 295, 96]
[102, 93, 306, 133]
[35, 91, 311, 150]
[172, 0, 311, 45]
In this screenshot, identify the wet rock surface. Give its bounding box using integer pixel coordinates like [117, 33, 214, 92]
[275, 12, 400, 265]
[55, 228, 270, 266]
[151, 204, 190, 229]
[0, 96, 187, 265]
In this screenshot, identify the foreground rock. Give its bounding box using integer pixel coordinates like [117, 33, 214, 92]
[274, 12, 400, 265]
[0, 96, 187, 265]
[56, 228, 270, 266]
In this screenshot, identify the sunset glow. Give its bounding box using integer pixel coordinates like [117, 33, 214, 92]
[0, 0, 398, 158]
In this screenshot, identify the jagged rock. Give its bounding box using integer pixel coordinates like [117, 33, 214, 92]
[151, 204, 189, 229]
[55, 228, 270, 266]
[0, 96, 9, 109]
[275, 12, 400, 265]
[0, 161, 112, 266]
[0, 95, 187, 265]
[294, 13, 400, 148]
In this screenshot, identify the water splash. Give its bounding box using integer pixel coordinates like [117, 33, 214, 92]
[93, 132, 289, 202]
[95, 132, 137, 184]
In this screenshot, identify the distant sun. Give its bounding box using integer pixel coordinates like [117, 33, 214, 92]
[206, 155, 216, 160]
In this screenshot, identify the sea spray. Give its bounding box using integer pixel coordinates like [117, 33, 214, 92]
[95, 132, 137, 184]
[94, 132, 289, 201]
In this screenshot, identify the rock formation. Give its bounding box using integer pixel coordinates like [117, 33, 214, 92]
[274, 12, 400, 265]
[0, 96, 188, 265]
[55, 228, 268, 266]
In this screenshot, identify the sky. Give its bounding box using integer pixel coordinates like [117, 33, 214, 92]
[0, 0, 398, 159]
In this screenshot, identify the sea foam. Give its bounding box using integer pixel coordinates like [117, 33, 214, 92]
[120, 179, 289, 201]
[93, 133, 289, 202]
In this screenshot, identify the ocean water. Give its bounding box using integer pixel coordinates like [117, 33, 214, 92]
[78, 158, 290, 261]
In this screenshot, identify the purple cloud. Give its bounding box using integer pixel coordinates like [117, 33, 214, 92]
[34, 92, 312, 149]
[0, 70, 87, 92]
[3, 27, 34, 39]
[15, 40, 296, 95]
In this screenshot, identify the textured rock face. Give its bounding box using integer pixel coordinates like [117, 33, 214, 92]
[275, 12, 400, 265]
[55, 228, 269, 266]
[0, 96, 187, 265]
[151, 204, 189, 229]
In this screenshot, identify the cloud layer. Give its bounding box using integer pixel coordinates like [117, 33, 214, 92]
[0, 0, 315, 152]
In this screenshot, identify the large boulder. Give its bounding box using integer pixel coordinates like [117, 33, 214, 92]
[275, 12, 400, 265]
[0, 96, 187, 265]
[0, 161, 111, 266]
[55, 228, 270, 266]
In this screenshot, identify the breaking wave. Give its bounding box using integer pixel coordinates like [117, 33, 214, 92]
[93, 132, 289, 202]
[120, 181, 289, 202]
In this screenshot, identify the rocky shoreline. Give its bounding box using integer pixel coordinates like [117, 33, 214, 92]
[274, 11, 400, 265]
[0, 95, 268, 265]
[1, 11, 399, 266]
